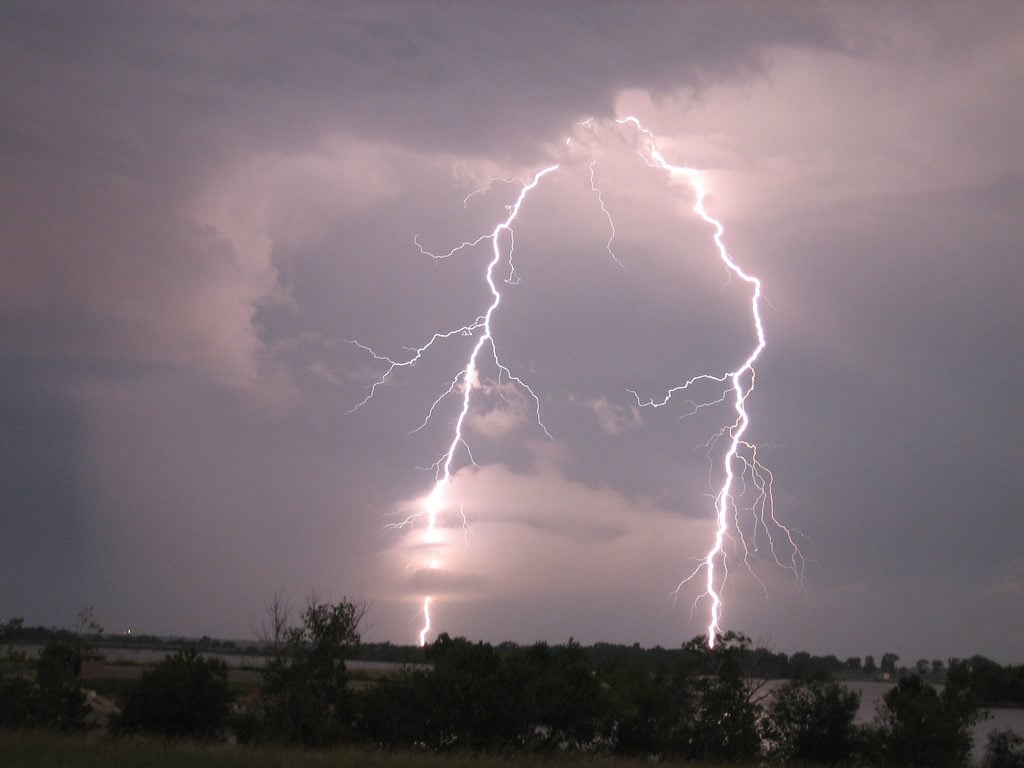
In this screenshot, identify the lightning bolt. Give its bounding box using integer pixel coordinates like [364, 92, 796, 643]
[617, 116, 802, 648]
[417, 595, 432, 647]
[350, 117, 801, 649]
[350, 163, 559, 644]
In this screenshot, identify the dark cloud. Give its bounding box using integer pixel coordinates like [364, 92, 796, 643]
[2, 2, 842, 161]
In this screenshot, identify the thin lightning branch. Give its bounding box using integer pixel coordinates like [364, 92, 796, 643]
[588, 159, 624, 268]
[418, 596, 432, 647]
[462, 177, 520, 210]
[575, 117, 624, 268]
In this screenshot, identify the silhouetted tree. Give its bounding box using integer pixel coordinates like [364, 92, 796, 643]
[0, 620, 34, 729]
[983, 729, 1024, 768]
[425, 634, 525, 749]
[672, 632, 763, 761]
[881, 652, 900, 675]
[0, 618, 90, 731]
[259, 597, 365, 745]
[0, 676, 36, 729]
[953, 656, 1024, 706]
[789, 650, 840, 680]
[764, 678, 861, 763]
[875, 673, 983, 767]
[510, 640, 602, 750]
[598, 651, 678, 755]
[354, 665, 434, 748]
[32, 635, 89, 731]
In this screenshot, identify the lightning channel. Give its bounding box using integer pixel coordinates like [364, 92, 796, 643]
[350, 163, 559, 644]
[618, 116, 801, 648]
[351, 117, 800, 649]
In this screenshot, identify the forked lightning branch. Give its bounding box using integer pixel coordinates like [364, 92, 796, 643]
[349, 117, 803, 648]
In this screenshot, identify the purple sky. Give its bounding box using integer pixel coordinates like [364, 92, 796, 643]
[3, 2, 1023, 663]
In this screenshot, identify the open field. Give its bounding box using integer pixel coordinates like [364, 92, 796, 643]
[0, 731, 750, 768]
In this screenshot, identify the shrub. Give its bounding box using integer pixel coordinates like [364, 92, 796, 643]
[354, 666, 434, 748]
[114, 648, 232, 740]
[877, 673, 983, 768]
[597, 653, 677, 756]
[680, 672, 762, 760]
[508, 640, 603, 750]
[763, 678, 861, 763]
[258, 598, 363, 746]
[413, 634, 516, 750]
[670, 633, 763, 761]
[356, 637, 603, 752]
[0, 676, 37, 729]
[983, 729, 1024, 768]
[0, 634, 89, 731]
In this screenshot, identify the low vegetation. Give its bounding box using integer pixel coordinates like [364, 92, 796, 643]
[3, 606, 1023, 767]
[5, 730, 757, 768]
[112, 649, 232, 740]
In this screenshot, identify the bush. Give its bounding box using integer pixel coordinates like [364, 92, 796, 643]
[0, 676, 38, 729]
[257, 598, 363, 746]
[984, 729, 1024, 768]
[597, 653, 677, 756]
[763, 678, 861, 763]
[669, 633, 763, 762]
[0, 621, 34, 730]
[0, 634, 89, 731]
[876, 673, 983, 768]
[681, 672, 762, 760]
[354, 666, 434, 748]
[508, 640, 603, 750]
[356, 636, 603, 752]
[34, 634, 90, 730]
[413, 634, 517, 750]
[114, 648, 232, 740]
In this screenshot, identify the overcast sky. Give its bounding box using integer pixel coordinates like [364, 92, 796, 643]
[3, 2, 1023, 664]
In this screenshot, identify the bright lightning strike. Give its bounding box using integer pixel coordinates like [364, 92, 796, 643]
[418, 596, 432, 647]
[617, 116, 802, 648]
[350, 163, 559, 644]
[350, 116, 802, 649]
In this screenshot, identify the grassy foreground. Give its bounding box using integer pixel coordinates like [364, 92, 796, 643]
[0, 731, 752, 768]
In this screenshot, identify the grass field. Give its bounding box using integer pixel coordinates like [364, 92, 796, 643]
[0, 731, 750, 768]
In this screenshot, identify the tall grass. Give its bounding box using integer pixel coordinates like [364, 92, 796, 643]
[0, 731, 750, 768]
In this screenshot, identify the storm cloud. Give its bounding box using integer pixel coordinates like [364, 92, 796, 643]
[2, 2, 1023, 662]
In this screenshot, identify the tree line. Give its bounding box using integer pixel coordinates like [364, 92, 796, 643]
[3, 603, 1024, 767]
[11, 615, 1024, 697]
